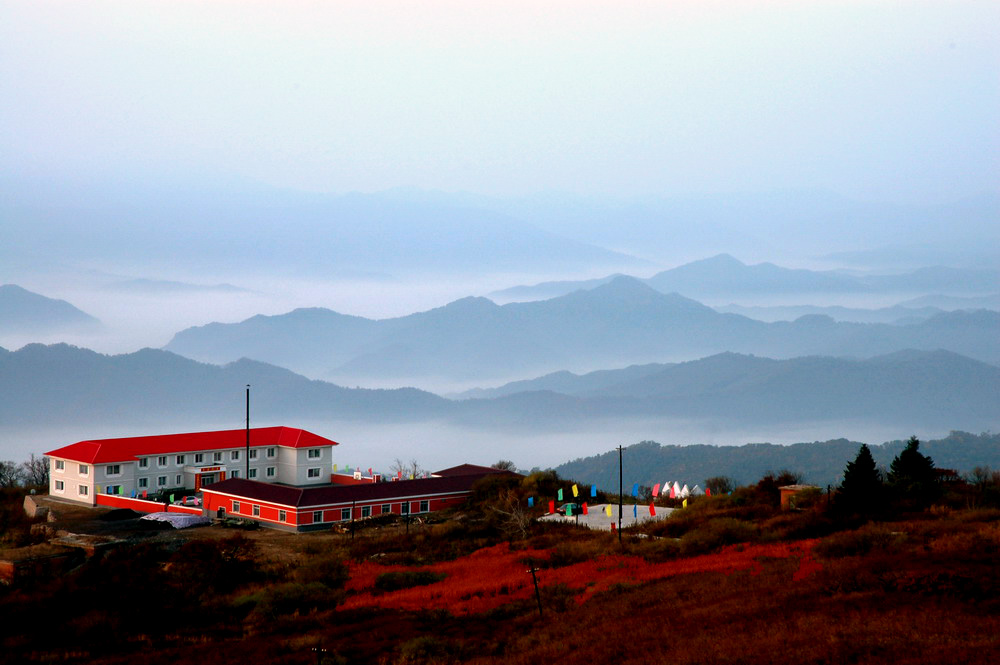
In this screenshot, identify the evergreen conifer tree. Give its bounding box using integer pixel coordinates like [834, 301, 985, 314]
[837, 444, 883, 517]
[887, 435, 939, 508]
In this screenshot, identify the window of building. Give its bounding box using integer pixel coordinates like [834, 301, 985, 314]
[340, 508, 351, 521]
[307, 468, 321, 478]
[157, 476, 167, 487]
[176, 455, 185, 465]
[266, 467, 275, 478]
[401, 502, 409, 515]
[78, 485, 88, 496]
[361, 505, 371, 518]
[175, 474, 182, 485]
[194, 453, 204, 464]
[54, 480, 64, 491]
[138, 458, 148, 468]
[213, 452, 222, 462]
[106, 485, 121, 495]
[252, 505, 260, 517]
[381, 504, 390, 514]
[230, 450, 240, 461]
[266, 447, 276, 458]
[79, 464, 88, 476]
[307, 448, 321, 459]
[419, 500, 429, 513]
[231, 470, 240, 479]
[278, 510, 287, 522]
[157, 456, 167, 467]
[138, 478, 148, 488]
[249, 449, 258, 460]
[313, 511, 323, 523]
[55, 460, 65, 471]
[106, 464, 120, 475]
[233, 500, 241, 513]
[248, 468, 257, 479]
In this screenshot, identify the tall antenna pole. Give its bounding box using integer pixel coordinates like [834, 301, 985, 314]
[245, 384, 250, 479]
[618, 444, 623, 543]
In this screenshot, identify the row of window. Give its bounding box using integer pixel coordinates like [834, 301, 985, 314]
[230, 500, 430, 524]
[54, 447, 324, 478]
[52, 480, 87, 496]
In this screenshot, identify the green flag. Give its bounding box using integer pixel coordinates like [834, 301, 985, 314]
[118, 486, 123, 495]
[557, 488, 563, 501]
[170, 493, 175, 503]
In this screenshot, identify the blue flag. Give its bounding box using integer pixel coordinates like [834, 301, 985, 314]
[631, 483, 639, 497]
[591, 485, 597, 498]
[633, 504, 638, 518]
[528, 497, 534, 508]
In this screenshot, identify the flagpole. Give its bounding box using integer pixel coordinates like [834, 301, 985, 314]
[617, 444, 623, 544]
[245, 384, 250, 479]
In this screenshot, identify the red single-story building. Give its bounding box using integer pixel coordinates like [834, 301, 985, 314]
[201, 464, 513, 531]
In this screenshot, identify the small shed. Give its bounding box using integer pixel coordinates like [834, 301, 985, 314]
[779, 484, 820, 510]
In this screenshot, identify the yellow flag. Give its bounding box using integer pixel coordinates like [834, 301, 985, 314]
[333, 464, 338, 472]
[605, 505, 612, 517]
[682, 498, 688, 508]
[572, 484, 579, 498]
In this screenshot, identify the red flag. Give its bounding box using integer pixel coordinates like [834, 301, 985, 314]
[649, 502, 656, 516]
[705, 487, 712, 497]
[548, 500, 555, 514]
[368, 467, 372, 475]
[669, 486, 676, 499]
[583, 502, 589, 515]
[652, 483, 661, 497]
[610, 523, 616, 533]
[397, 470, 402, 479]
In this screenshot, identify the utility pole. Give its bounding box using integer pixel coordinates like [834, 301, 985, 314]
[617, 444, 623, 543]
[527, 566, 543, 617]
[351, 499, 356, 540]
[245, 385, 251, 479]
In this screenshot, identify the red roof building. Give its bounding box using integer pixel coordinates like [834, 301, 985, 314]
[46, 427, 339, 506]
[201, 465, 516, 531]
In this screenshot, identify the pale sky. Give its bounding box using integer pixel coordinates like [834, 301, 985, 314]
[2, 0, 998, 203]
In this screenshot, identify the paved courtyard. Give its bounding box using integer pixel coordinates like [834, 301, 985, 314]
[538, 503, 674, 531]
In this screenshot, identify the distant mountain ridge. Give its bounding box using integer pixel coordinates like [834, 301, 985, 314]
[4, 344, 997, 435]
[554, 432, 1000, 490]
[0, 284, 100, 334]
[489, 254, 1000, 302]
[166, 275, 1000, 387]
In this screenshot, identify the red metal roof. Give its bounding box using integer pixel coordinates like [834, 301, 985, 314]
[45, 427, 339, 464]
[433, 463, 507, 477]
[204, 467, 518, 509]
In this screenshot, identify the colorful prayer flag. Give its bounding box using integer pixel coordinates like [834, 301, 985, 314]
[572, 484, 579, 498]
[548, 500, 555, 514]
[528, 497, 535, 508]
[652, 483, 661, 497]
[649, 502, 655, 516]
[557, 488, 564, 501]
[631, 483, 639, 497]
[583, 503, 589, 515]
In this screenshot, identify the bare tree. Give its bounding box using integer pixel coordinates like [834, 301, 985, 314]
[0, 460, 23, 488]
[489, 488, 533, 540]
[21, 454, 50, 487]
[491, 460, 517, 471]
[391, 458, 424, 479]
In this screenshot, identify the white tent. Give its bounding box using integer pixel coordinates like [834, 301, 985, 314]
[140, 512, 211, 529]
[680, 484, 690, 498]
